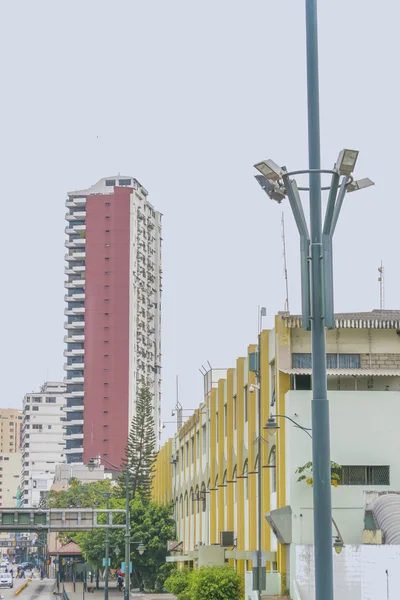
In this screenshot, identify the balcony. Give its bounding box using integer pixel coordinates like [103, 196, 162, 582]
[67, 376, 84, 385]
[64, 293, 86, 303]
[65, 239, 86, 250]
[64, 363, 84, 371]
[63, 320, 85, 329]
[64, 404, 84, 413]
[63, 349, 85, 359]
[65, 447, 84, 455]
[66, 198, 86, 209]
[64, 307, 85, 317]
[64, 334, 85, 344]
[65, 212, 86, 222]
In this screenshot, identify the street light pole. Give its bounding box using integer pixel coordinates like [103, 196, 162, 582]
[124, 466, 130, 600]
[304, 2, 334, 599]
[104, 493, 111, 600]
[87, 457, 130, 600]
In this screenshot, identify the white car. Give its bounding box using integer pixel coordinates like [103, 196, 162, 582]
[0, 573, 12, 588]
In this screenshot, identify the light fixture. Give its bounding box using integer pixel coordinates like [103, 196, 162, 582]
[333, 536, 344, 555]
[346, 177, 375, 193]
[336, 149, 359, 176]
[264, 415, 279, 436]
[254, 175, 286, 203]
[138, 543, 146, 556]
[254, 159, 284, 182]
[87, 458, 98, 472]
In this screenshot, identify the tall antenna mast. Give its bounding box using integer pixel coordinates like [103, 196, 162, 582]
[282, 212, 290, 312]
[378, 261, 385, 309]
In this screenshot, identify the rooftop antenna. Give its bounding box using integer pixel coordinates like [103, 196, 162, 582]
[282, 212, 290, 313]
[258, 306, 267, 336]
[378, 261, 385, 309]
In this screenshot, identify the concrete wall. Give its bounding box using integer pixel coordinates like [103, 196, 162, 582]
[285, 391, 400, 546]
[294, 544, 400, 600]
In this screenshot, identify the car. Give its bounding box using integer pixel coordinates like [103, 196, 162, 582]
[0, 572, 13, 588]
[21, 562, 35, 570]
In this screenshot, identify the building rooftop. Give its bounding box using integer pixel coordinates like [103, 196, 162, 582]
[68, 175, 148, 198]
[283, 309, 400, 329]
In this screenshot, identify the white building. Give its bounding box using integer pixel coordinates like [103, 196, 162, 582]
[0, 452, 21, 508]
[64, 176, 162, 466]
[21, 382, 66, 506]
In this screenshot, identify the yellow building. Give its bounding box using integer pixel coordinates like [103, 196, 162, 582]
[153, 310, 400, 598]
[0, 408, 22, 453]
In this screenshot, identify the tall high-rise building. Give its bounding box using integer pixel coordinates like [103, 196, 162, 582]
[64, 176, 162, 467]
[21, 382, 66, 506]
[0, 408, 22, 454]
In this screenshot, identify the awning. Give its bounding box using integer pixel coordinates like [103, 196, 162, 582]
[280, 368, 400, 377]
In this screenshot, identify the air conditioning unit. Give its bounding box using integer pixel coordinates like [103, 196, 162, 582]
[220, 531, 235, 547]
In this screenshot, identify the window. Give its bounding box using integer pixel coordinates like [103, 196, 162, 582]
[185, 442, 189, 467]
[105, 179, 115, 187]
[32, 407, 39, 412]
[233, 395, 237, 430]
[196, 431, 199, 459]
[32, 425, 42, 430]
[244, 386, 248, 422]
[191, 437, 195, 463]
[224, 405, 227, 436]
[202, 425, 206, 454]
[105, 216, 110, 220]
[269, 446, 277, 493]
[46, 397, 56, 403]
[105, 230, 110, 233]
[119, 179, 132, 186]
[335, 465, 390, 486]
[180, 447, 184, 471]
[243, 461, 249, 500]
[292, 353, 360, 368]
[105, 202, 111, 206]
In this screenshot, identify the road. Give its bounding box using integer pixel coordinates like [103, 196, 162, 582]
[0, 578, 55, 599]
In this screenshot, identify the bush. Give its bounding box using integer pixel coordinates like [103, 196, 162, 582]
[165, 565, 243, 600]
[164, 568, 192, 599]
[190, 565, 243, 600]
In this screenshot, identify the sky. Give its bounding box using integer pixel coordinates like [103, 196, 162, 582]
[0, 1, 398, 443]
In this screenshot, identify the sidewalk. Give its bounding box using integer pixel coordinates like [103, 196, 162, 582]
[63, 582, 176, 599]
[63, 581, 122, 597]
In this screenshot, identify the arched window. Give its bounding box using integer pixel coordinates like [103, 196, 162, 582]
[269, 445, 277, 493]
[179, 494, 183, 519]
[243, 460, 249, 500]
[223, 470, 227, 506]
[190, 487, 194, 515]
[175, 497, 179, 521]
[201, 482, 206, 513]
[184, 492, 189, 517]
[232, 465, 237, 502]
[195, 485, 200, 514]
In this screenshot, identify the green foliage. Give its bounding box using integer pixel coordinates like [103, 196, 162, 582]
[47, 479, 114, 509]
[164, 568, 191, 599]
[165, 566, 243, 600]
[118, 386, 157, 502]
[57, 485, 175, 591]
[296, 461, 342, 487]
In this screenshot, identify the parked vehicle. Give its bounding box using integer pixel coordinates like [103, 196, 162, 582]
[0, 572, 13, 588]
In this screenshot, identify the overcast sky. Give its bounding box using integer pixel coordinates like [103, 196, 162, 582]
[0, 1, 398, 441]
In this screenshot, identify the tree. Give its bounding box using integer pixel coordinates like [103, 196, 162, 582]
[119, 386, 157, 501]
[47, 479, 114, 509]
[74, 496, 176, 591]
[296, 461, 342, 487]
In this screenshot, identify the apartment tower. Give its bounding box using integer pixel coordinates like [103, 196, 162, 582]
[64, 176, 162, 467]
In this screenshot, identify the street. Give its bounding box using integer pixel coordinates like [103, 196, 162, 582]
[0, 578, 54, 599]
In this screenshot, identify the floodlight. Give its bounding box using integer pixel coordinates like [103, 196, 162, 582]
[346, 177, 374, 193]
[254, 159, 284, 182]
[254, 175, 286, 203]
[336, 149, 359, 176]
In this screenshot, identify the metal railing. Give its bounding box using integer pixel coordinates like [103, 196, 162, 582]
[62, 584, 70, 600]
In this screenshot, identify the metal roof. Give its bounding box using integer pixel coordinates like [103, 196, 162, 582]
[283, 309, 400, 329]
[280, 368, 400, 377]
